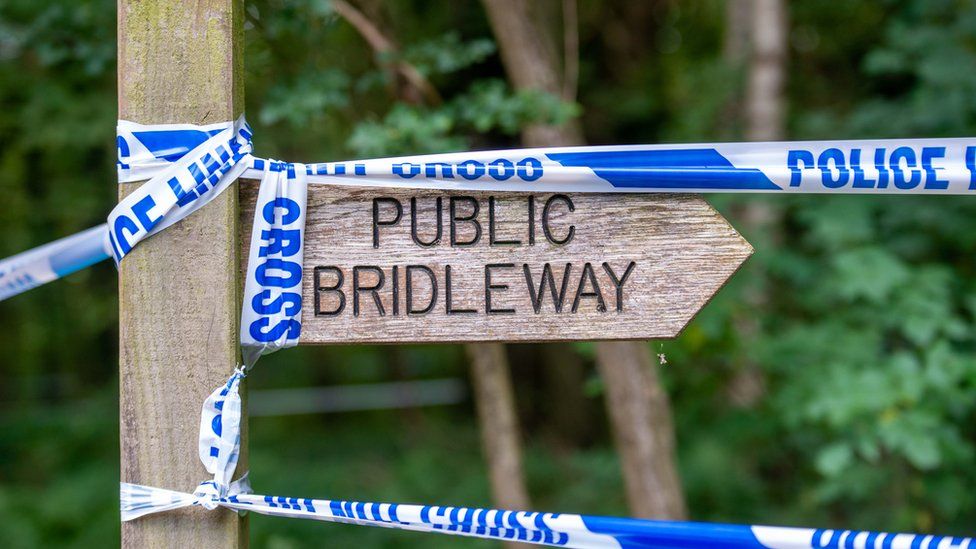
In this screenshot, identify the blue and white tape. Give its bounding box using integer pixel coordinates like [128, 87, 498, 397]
[0, 224, 109, 301]
[145, 349, 970, 548]
[275, 138, 976, 194]
[119, 482, 974, 548]
[240, 159, 307, 365]
[109, 117, 252, 264]
[198, 368, 245, 492]
[137, 356, 976, 549]
[4, 121, 976, 305]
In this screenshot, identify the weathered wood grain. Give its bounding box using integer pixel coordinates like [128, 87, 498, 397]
[118, 1, 246, 547]
[241, 184, 751, 344]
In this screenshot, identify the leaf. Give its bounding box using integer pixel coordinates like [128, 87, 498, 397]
[830, 247, 909, 303]
[815, 442, 854, 477]
[259, 69, 351, 127]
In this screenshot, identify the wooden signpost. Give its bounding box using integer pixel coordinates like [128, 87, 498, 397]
[241, 187, 752, 342]
[117, 2, 751, 548]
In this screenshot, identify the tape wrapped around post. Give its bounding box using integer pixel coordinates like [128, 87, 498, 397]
[108, 117, 253, 264]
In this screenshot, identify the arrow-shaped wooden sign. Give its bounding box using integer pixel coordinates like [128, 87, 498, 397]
[241, 186, 751, 344]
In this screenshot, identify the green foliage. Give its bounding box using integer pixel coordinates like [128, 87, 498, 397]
[748, 193, 976, 530]
[397, 32, 496, 78]
[260, 69, 352, 127]
[252, 20, 577, 158]
[348, 80, 578, 157]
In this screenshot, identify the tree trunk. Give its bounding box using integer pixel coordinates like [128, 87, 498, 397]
[466, 344, 531, 549]
[595, 342, 686, 519]
[334, 1, 532, 527]
[482, 0, 596, 450]
[481, 0, 583, 147]
[466, 344, 532, 510]
[482, 0, 687, 519]
[746, 0, 787, 142]
[724, 0, 752, 64]
[728, 0, 788, 407]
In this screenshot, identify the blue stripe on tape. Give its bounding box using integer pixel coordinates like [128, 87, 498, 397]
[546, 149, 781, 190]
[330, 500, 345, 518]
[49, 232, 111, 277]
[117, 136, 131, 170]
[132, 128, 225, 163]
[581, 516, 761, 549]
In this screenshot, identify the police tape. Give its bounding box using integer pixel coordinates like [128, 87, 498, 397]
[119, 484, 975, 548]
[264, 138, 976, 194]
[240, 159, 307, 364]
[1, 118, 254, 301]
[4, 119, 976, 304]
[0, 224, 108, 301]
[145, 366, 972, 549]
[5, 120, 975, 545]
[111, 117, 253, 264]
[152, 363, 971, 549]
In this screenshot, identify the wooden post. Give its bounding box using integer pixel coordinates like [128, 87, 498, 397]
[118, 1, 246, 548]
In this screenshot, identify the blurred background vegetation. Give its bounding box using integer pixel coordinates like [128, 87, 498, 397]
[1, 0, 975, 546]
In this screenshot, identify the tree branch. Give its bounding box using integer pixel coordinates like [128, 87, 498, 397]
[332, 0, 442, 106]
[562, 0, 579, 102]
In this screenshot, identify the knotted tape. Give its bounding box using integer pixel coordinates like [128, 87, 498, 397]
[198, 367, 246, 492]
[114, 120, 306, 520]
[120, 365, 252, 520]
[113, 119, 309, 361]
[120, 475, 252, 521]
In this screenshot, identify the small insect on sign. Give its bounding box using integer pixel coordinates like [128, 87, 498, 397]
[241, 187, 752, 344]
